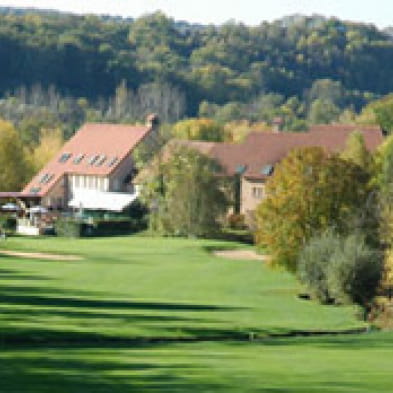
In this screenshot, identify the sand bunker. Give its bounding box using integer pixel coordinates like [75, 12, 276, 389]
[0, 250, 83, 261]
[213, 249, 269, 261]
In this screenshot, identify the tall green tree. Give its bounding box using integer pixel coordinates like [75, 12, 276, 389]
[357, 94, 393, 135]
[307, 98, 341, 124]
[143, 146, 229, 237]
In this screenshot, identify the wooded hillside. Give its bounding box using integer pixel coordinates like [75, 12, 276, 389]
[1, 8, 393, 119]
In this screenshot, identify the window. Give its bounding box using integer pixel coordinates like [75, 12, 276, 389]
[88, 155, 100, 165]
[30, 187, 41, 194]
[113, 179, 120, 191]
[58, 153, 71, 163]
[261, 164, 274, 176]
[235, 164, 247, 175]
[123, 174, 133, 184]
[39, 174, 49, 184]
[95, 155, 107, 166]
[39, 174, 53, 184]
[108, 157, 119, 167]
[73, 154, 85, 164]
[252, 187, 264, 199]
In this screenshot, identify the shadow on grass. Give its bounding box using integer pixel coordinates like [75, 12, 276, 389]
[0, 291, 240, 311]
[220, 330, 393, 351]
[0, 346, 229, 393]
[0, 265, 252, 346]
[0, 340, 380, 393]
[203, 244, 245, 254]
[0, 268, 55, 281]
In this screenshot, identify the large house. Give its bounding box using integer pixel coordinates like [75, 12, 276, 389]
[158, 124, 384, 222]
[21, 114, 159, 212]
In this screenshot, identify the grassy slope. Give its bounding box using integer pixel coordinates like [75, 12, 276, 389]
[2, 235, 393, 392]
[1, 332, 393, 392]
[0, 236, 361, 342]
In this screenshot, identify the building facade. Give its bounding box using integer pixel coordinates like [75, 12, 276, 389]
[162, 124, 384, 222]
[22, 115, 159, 212]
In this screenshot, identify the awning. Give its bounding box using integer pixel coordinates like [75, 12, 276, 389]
[68, 189, 139, 212]
[28, 206, 48, 214]
[1, 202, 21, 211]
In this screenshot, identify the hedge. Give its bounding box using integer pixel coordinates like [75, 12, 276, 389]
[54, 217, 145, 237]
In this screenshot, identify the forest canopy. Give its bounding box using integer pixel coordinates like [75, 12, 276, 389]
[0, 8, 392, 122]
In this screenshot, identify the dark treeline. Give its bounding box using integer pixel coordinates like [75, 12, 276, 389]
[1, 8, 393, 132]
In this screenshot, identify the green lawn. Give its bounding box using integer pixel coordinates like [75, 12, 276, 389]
[1, 235, 392, 392]
[0, 235, 361, 342]
[1, 333, 393, 392]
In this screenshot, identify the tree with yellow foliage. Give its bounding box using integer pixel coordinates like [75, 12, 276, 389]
[340, 131, 372, 170]
[30, 128, 64, 172]
[0, 119, 30, 191]
[255, 147, 371, 272]
[172, 118, 224, 142]
[357, 94, 393, 135]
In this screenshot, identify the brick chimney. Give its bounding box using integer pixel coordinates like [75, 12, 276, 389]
[146, 113, 159, 129]
[272, 117, 283, 133]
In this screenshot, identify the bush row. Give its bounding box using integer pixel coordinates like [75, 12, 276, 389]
[0, 215, 17, 234]
[54, 217, 146, 237]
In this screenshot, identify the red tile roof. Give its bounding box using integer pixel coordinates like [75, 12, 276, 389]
[181, 125, 384, 180]
[22, 123, 152, 196]
[309, 124, 381, 134]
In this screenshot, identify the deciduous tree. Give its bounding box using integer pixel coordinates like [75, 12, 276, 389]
[0, 119, 30, 191]
[30, 127, 64, 172]
[172, 118, 224, 142]
[255, 147, 370, 272]
[143, 146, 229, 237]
[340, 131, 372, 170]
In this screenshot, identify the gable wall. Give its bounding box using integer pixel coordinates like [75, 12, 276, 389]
[41, 176, 67, 209]
[241, 177, 266, 216]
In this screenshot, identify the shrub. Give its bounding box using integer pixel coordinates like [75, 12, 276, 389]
[55, 217, 138, 237]
[298, 230, 340, 303]
[298, 231, 383, 319]
[328, 234, 383, 318]
[218, 228, 254, 244]
[93, 219, 133, 236]
[54, 218, 85, 237]
[227, 213, 246, 230]
[0, 215, 17, 234]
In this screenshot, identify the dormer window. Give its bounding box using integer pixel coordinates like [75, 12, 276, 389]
[73, 154, 85, 164]
[261, 165, 274, 176]
[39, 173, 54, 184]
[235, 164, 247, 175]
[96, 155, 107, 166]
[59, 153, 71, 163]
[108, 157, 119, 167]
[30, 187, 41, 194]
[39, 174, 48, 184]
[88, 155, 100, 165]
